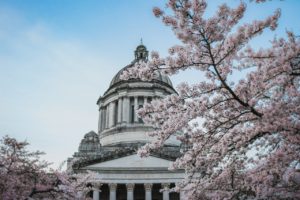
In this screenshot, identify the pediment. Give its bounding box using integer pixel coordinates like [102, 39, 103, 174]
[84, 154, 172, 170]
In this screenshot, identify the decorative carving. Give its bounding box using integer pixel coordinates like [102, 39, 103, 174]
[92, 182, 102, 190]
[126, 183, 135, 191]
[161, 183, 170, 190]
[144, 183, 153, 191]
[109, 183, 117, 191]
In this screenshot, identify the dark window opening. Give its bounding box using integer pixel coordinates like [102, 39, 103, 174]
[116, 184, 126, 200]
[134, 184, 145, 200]
[130, 97, 134, 123]
[138, 105, 143, 123]
[114, 101, 118, 125]
[131, 105, 135, 123]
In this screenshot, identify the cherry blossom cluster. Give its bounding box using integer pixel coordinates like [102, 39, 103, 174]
[121, 0, 300, 199]
[0, 136, 96, 200]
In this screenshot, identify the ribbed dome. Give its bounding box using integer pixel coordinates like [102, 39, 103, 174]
[109, 64, 173, 88]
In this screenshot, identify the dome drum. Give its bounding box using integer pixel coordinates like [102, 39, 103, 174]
[107, 65, 174, 92]
[96, 45, 177, 147]
[97, 91, 162, 146]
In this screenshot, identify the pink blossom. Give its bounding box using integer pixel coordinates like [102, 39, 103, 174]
[0, 136, 95, 199]
[153, 7, 163, 17]
[121, 0, 300, 199]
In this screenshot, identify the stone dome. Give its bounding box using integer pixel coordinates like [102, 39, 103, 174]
[108, 44, 173, 89]
[97, 44, 178, 147]
[109, 64, 173, 88]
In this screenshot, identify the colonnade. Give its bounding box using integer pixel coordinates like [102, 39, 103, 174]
[99, 96, 153, 132]
[92, 182, 180, 200]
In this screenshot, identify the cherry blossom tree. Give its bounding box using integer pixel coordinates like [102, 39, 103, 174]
[121, 0, 300, 199]
[0, 135, 94, 200]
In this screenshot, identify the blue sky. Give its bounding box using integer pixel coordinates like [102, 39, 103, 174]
[0, 0, 299, 168]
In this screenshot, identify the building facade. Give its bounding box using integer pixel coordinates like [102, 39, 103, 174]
[69, 45, 184, 200]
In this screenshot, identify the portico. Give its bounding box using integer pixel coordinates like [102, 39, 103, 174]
[85, 154, 184, 200]
[92, 182, 180, 200]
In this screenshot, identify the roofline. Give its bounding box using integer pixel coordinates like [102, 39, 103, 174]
[97, 79, 178, 105]
[72, 150, 180, 169]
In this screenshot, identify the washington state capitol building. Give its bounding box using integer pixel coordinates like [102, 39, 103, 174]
[68, 44, 185, 200]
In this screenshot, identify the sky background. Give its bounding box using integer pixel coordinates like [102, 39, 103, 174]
[0, 0, 299, 168]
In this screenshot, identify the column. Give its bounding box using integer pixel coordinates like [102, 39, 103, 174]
[109, 183, 117, 200]
[122, 97, 130, 123]
[101, 108, 104, 130]
[93, 183, 102, 200]
[93, 190, 99, 200]
[77, 191, 84, 199]
[98, 108, 103, 132]
[101, 108, 105, 131]
[144, 183, 152, 200]
[103, 107, 107, 129]
[126, 183, 134, 200]
[144, 97, 148, 105]
[162, 183, 170, 200]
[134, 96, 138, 122]
[180, 190, 185, 200]
[109, 102, 116, 128]
[117, 98, 122, 123]
[105, 105, 109, 128]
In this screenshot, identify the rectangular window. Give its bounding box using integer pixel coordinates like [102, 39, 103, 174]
[131, 105, 135, 123]
[130, 97, 134, 123]
[138, 105, 143, 123]
[114, 101, 118, 125]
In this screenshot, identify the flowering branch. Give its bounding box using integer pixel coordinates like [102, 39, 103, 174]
[121, 0, 300, 199]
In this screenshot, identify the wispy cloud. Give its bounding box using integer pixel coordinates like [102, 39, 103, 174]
[0, 7, 116, 168]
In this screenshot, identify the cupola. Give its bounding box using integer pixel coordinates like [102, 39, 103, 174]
[96, 43, 178, 147]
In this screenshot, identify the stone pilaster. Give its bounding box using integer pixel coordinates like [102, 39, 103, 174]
[144, 183, 152, 200]
[134, 96, 138, 122]
[117, 98, 122, 123]
[105, 105, 109, 129]
[108, 102, 116, 128]
[102, 108, 106, 130]
[77, 191, 84, 199]
[180, 190, 185, 200]
[144, 96, 148, 105]
[162, 183, 170, 200]
[98, 108, 103, 132]
[109, 183, 117, 200]
[126, 183, 135, 200]
[122, 97, 130, 123]
[92, 182, 102, 200]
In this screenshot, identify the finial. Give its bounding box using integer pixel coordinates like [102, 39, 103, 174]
[140, 38, 143, 45]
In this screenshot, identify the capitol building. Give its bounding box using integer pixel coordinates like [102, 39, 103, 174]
[69, 44, 184, 200]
